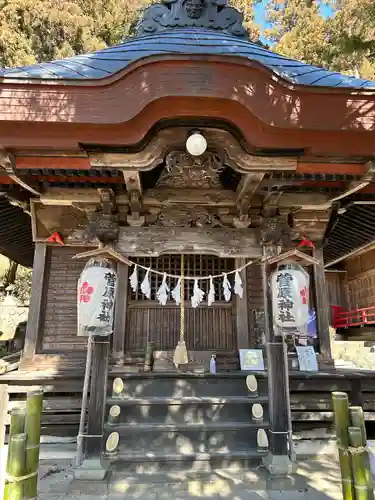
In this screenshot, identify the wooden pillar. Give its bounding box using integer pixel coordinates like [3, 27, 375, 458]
[76, 335, 110, 480]
[23, 243, 48, 360]
[235, 258, 250, 349]
[313, 245, 332, 361]
[262, 246, 293, 474]
[113, 262, 129, 363]
[0, 384, 9, 500]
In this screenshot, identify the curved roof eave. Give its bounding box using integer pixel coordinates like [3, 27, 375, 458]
[1, 28, 375, 91]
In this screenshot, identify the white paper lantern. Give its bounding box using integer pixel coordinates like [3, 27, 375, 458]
[77, 261, 117, 335]
[186, 132, 207, 156]
[271, 261, 309, 331]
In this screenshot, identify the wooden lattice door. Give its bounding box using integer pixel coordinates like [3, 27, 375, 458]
[125, 254, 237, 352]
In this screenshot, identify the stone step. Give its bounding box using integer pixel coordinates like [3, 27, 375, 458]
[109, 375, 268, 399]
[106, 395, 268, 425]
[104, 448, 267, 473]
[105, 421, 270, 432]
[107, 395, 268, 405]
[103, 426, 268, 456]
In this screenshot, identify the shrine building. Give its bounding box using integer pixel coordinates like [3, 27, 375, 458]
[1, 0, 375, 478]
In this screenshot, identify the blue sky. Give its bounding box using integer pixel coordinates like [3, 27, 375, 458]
[254, 1, 334, 41]
[255, 0, 332, 44]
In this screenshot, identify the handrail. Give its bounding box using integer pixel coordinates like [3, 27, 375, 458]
[331, 305, 375, 329]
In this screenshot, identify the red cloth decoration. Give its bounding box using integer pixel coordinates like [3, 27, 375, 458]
[47, 232, 64, 245]
[297, 238, 315, 249]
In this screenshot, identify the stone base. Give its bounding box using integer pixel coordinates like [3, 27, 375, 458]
[262, 453, 296, 475]
[74, 458, 107, 481]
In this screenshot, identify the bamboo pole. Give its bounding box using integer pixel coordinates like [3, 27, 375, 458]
[23, 391, 43, 500]
[9, 408, 26, 441]
[4, 407, 26, 500]
[332, 392, 355, 500]
[349, 427, 371, 500]
[0, 385, 9, 500]
[3, 433, 26, 500]
[350, 406, 374, 500]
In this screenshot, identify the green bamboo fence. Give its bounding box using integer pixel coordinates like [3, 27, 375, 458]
[2, 391, 43, 500]
[332, 392, 375, 500]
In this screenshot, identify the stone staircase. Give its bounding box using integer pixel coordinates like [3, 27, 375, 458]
[102, 373, 270, 473]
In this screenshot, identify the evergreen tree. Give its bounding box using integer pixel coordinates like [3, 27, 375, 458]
[264, 0, 375, 79]
[0, 0, 261, 68]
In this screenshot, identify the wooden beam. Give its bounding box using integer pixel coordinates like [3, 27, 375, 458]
[40, 188, 129, 206]
[329, 160, 375, 203]
[22, 243, 48, 361]
[16, 156, 91, 170]
[235, 258, 250, 349]
[143, 189, 236, 207]
[0, 151, 41, 196]
[113, 263, 129, 363]
[297, 162, 367, 175]
[313, 245, 332, 361]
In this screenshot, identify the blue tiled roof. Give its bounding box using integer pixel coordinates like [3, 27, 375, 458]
[1, 29, 375, 89]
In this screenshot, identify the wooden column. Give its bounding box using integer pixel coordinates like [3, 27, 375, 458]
[23, 243, 48, 360]
[313, 245, 332, 361]
[235, 258, 250, 349]
[86, 336, 109, 458]
[262, 247, 293, 474]
[113, 262, 129, 363]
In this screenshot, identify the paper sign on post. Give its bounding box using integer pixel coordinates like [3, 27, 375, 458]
[296, 346, 318, 372]
[239, 349, 265, 371]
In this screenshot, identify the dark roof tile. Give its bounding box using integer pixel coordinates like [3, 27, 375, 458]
[1, 29, 374, 89]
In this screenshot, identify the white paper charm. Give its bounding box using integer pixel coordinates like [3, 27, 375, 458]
[234, 270, 244, 298]
[156, 273, 169, 306]
[222, 273, 232, 302]
[171, 278, 182, 306]
[129, 265, 138, 293]
[191, 279, 205, 308]
[141, 268, 151, 299]
[208, 276, 215, 306]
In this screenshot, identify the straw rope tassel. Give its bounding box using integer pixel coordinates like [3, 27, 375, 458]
[173, 254, 189, 367]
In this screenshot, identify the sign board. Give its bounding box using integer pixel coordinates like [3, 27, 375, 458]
[296, 346, 318, 372]
[239, 349, 265, 371]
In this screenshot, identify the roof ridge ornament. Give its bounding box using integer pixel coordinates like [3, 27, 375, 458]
[136, 0, 247, 38]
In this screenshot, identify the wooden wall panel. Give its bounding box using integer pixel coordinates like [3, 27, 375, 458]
[344, 250, 375, 310]
[325, 271, 347, 312]
[41, 247, 86, 352]
[126, 303, 235, 351]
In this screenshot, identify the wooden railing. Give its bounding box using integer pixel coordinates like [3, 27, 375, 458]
[331, 305, 375, 329]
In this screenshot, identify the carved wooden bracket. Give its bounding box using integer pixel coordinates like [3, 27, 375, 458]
[236, 173, 265, 218]
[121, 170, 145, 227]
[87, 189, 119, 244]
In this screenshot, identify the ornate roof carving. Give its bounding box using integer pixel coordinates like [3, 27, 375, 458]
[136, 0, 247, 38]
[156, 150, 224, 189]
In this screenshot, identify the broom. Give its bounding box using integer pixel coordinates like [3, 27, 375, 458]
[173, 254, 189, 366]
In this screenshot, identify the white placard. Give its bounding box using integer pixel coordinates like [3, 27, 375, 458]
[296, 346, 318, 372]
[239, 349, 265, 371]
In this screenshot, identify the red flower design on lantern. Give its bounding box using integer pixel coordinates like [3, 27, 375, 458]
[79, 281, 94, 303]
[300, 286, 308, 305]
